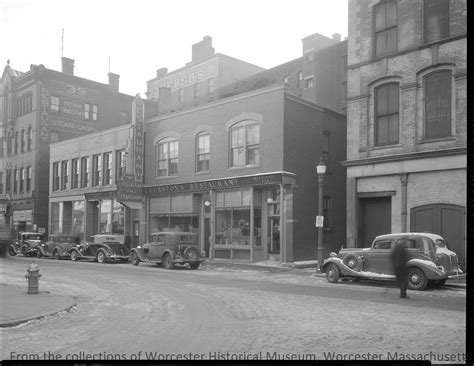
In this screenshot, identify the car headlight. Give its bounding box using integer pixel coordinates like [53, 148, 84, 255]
[329, 252, 337, 258]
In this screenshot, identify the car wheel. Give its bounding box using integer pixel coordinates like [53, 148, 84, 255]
[36, 250, 43, 258]
[53, 249, 61, 260]
[407, 267, 428, 291]
[8, 246, 17, 256]
[343, 255, 363, 271]
[189, 262, 200, 270]
[70, 250, 78, 261]
[131, 252, 140, 266]
[96, 251, 106, 263]
[326, 263, 340, 283]
[162, 253, 174, 269]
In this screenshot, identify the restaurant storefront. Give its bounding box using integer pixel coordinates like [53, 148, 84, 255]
[144, 172, 295, 262]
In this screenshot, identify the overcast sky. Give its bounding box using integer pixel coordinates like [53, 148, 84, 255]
[1, 0, 348, 96]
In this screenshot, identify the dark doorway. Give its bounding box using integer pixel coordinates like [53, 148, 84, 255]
[358, 197, 391, 247]
[132, 220, 140, 247]
[411, 204, 465, 271]
[204, 217, 210, 257]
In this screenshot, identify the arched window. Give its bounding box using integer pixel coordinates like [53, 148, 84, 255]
[424, 70, 451, 139]
[156, 138, 179, 177]
[229, 120, 260, 167]
[196, 132, 210, 172]
[374, 83, 399, 146]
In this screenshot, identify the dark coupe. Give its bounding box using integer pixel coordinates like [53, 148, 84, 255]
[69, 234, 130, 263]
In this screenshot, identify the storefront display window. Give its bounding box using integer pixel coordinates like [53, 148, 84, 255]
[51, 202, 61, 233]
[100, 200, 112, 234]
[72, 201, 85, 237]
[112, 200, 124, 235]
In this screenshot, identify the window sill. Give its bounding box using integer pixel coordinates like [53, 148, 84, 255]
[195, 171, 210, 176]
[228, 165, 260, 171]
[155, 175, 178, 181]
[369, 143, 402, 151]
[417, 136, 455, 144]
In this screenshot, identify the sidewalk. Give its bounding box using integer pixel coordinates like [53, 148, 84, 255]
[0, 283, 76, 328]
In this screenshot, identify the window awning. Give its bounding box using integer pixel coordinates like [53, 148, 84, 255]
[120, 201, 143, 210]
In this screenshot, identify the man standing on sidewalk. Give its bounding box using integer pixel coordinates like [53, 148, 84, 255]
[392, 240, 409, 299]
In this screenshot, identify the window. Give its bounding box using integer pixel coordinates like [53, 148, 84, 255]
[19, 168, 24, 193]
[51, 96, 60, 113]
[230, 121, 260, 167]
[283, 76, 290, 85]
[194, 83, 200, 101]
[27, 126, 32, 151]
[0, 172, 3, 194]
[92, 105, 98, 121]
[14, 131, 19, 154]
[116, 149, 126, 181]
[61, 160, 69, 190]
[424, 0, 449, 43]
[424, 71, 451, 139]
[6, 170, 11, 193]
[305, 77, 314, 89]
[26, 166, 31, 192]
[71, 158, 79, 189]
[92, 154, 102, 186]
[178, 89, 184, 103]
[13, 169, 18, 194]
[21, 129, 25, 153]
[375, 83, 399, 145]
[17, 93, 33, 117]
[81, 157, 89, 188]
[156, 139, 179, 177]
[323, 195, 331, 229]
[374, 0, 397, 57]
[297, 71, 303, 88]
[84, 103, 90, 120]
[196, 133, 210, 172]
[103, 152, 112, 186]
[7, 131, 12, 155]
[373, 240, 392, 250]
[208, 78, 215, 94]
[0, 135, 3, 158]
[304, 49, 314, 62]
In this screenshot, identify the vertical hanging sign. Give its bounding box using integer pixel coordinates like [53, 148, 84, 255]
[132, 95, 144, 182]
[39, 86, 50, 142]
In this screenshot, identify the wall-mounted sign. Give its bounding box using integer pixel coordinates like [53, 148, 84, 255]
[148, 57, 218, 99]
[40, 87, 50, 142]
[315, 216, 324, 228]
[51, 117, 97, 133]
[62, 99, 83, 118]
[51, 80, 100, 100]
[13, 209, 32, 223]
[132, 97, 144, 181]
[117, 175, 143, 203]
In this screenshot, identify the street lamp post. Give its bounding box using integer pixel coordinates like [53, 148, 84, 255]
[316, 158, 326, 272]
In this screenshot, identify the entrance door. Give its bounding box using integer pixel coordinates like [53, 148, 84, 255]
[268, 217, 280, 259]
[358, 197, 391, 248]
[204, 217, 211, 257]
[411, 204, 465, 271]
[132, 220, 140, 247]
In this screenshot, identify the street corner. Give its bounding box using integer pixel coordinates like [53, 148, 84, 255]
[0, 283, 76, 328]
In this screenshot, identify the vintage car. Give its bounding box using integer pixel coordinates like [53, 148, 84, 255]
[8, 232, 45, 257]
[37, 234, 80, 259]
[69, 234, 130, 263]
[131, 231, 205, 269]
[322, 233, 464, 291]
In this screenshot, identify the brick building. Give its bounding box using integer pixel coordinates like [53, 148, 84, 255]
[344, 0, 467, 269]
[0, 58, 135, 236]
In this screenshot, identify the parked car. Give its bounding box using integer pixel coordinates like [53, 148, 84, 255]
[37, 234, 79, 259]
[8, 232, 45, 257]
[131, 231, 205, 269]
[322, 233, 464, 291]
[70, 234, 130, 263]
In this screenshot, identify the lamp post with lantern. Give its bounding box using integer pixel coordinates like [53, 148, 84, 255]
[316, 158, 326, 272]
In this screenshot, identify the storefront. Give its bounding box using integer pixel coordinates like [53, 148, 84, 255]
[144, 172, 295, 262]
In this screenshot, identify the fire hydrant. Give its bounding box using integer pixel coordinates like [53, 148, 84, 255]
[25, 261, 41, 294]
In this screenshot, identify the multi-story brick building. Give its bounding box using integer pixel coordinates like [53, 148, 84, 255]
[0, 58, 135, 236]
[345, 0, 467, 269]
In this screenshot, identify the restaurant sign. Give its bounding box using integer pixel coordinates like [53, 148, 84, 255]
[144, 173, 285, 195]
[117, 175, 143, 203]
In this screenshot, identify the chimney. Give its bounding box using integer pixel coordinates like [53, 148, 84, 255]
[61, 57, 75, 75]
[332, 33, 341, 42]
[156, 68, 168, 79]
[158, 87, 171, 114]
[108, 72, 120, 92]
[192, 36, 215, 63]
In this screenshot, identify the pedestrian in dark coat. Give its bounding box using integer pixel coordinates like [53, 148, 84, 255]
[392, 240, 409, 298]
[124, 233, 132, 249]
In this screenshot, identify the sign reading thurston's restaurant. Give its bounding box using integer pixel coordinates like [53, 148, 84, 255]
[144, 173, 288, 195]
[117, 175, 143, 203]
[133, 98, 144, 182]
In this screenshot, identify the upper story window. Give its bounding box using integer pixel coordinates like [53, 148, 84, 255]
[230, 121, 260, 167]
[305, 77, 314, 89]
[26, 166, 31, 192]
[208, 78, 215, 94]
[178, 89, 184, 103]
[103, 152, 112, 186]
[156, 139, 179, 177]
[424, 71, 451, 139]
[5, 170, 11, 193]
[92, 154, 102, 187]
[13, 169, 18, 194]
[7, 131, 12, 155]
[92, 105, 98, 121]
[51, 96, 60, 113]
[283, 76, 290, 85]
[20, 129, 26, 153]
[17, 92, 33, 117]
[14, 131, 19, 154]
[61, 160, 69, 190]
[19, 168, 24, 193]
[194, 83, 200, 100]
[84, 103, 90, 120]
[0, 172, 3, 195]
[52, 162, 60, 191]
[0, 137, 3, 158]
[71, 158, 79, 189]
[81, 156, 89, 188]
[304, 49, 314, 62]
[375, 83, 399, 146]
[196, 133, 210, 173]
[27, 126, 32, 151]
[374, 0, 397, 57]
[116, 149, 126, 181]
[424, 0, 449, 43]
[297, 71, 303, 88]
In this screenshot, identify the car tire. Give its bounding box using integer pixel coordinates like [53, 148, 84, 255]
[162, 253, 174, 269]
[70, 250, 78, 261]
[189, 262, 200, 270]
[96, 251, 106, 264]
[343, 255, 363, 272]
[131, 252, 140, 266]
[407, 267, 428, 291]
[36, 250, 43, 258]
[53, 249, 61, 260]
[326, 263, 340, 283]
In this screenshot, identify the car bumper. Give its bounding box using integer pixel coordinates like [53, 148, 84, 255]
[174, 258, 204, 264]
[108, 255, 130, 262]
[447, 273, 466, 280]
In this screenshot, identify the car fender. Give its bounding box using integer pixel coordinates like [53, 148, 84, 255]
[322, 257, 360, 276]
[407, 259, 447, 280]
[162, 249, 175, 260]
[70, 247, 82, 256]
[36, 245, 47, 256]
[97, 247, 110, 258]
[131, 247, 147, 261]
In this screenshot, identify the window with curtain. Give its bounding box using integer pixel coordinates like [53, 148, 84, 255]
[156, 139, 179, 177]
[230, 121, 260, 167]
[196, 132, 210, 172]
[375, 83, 399, 146]
[424, 0, 449, 43]
[374, 0, 397, 57]
[424, 71, 451, 139]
